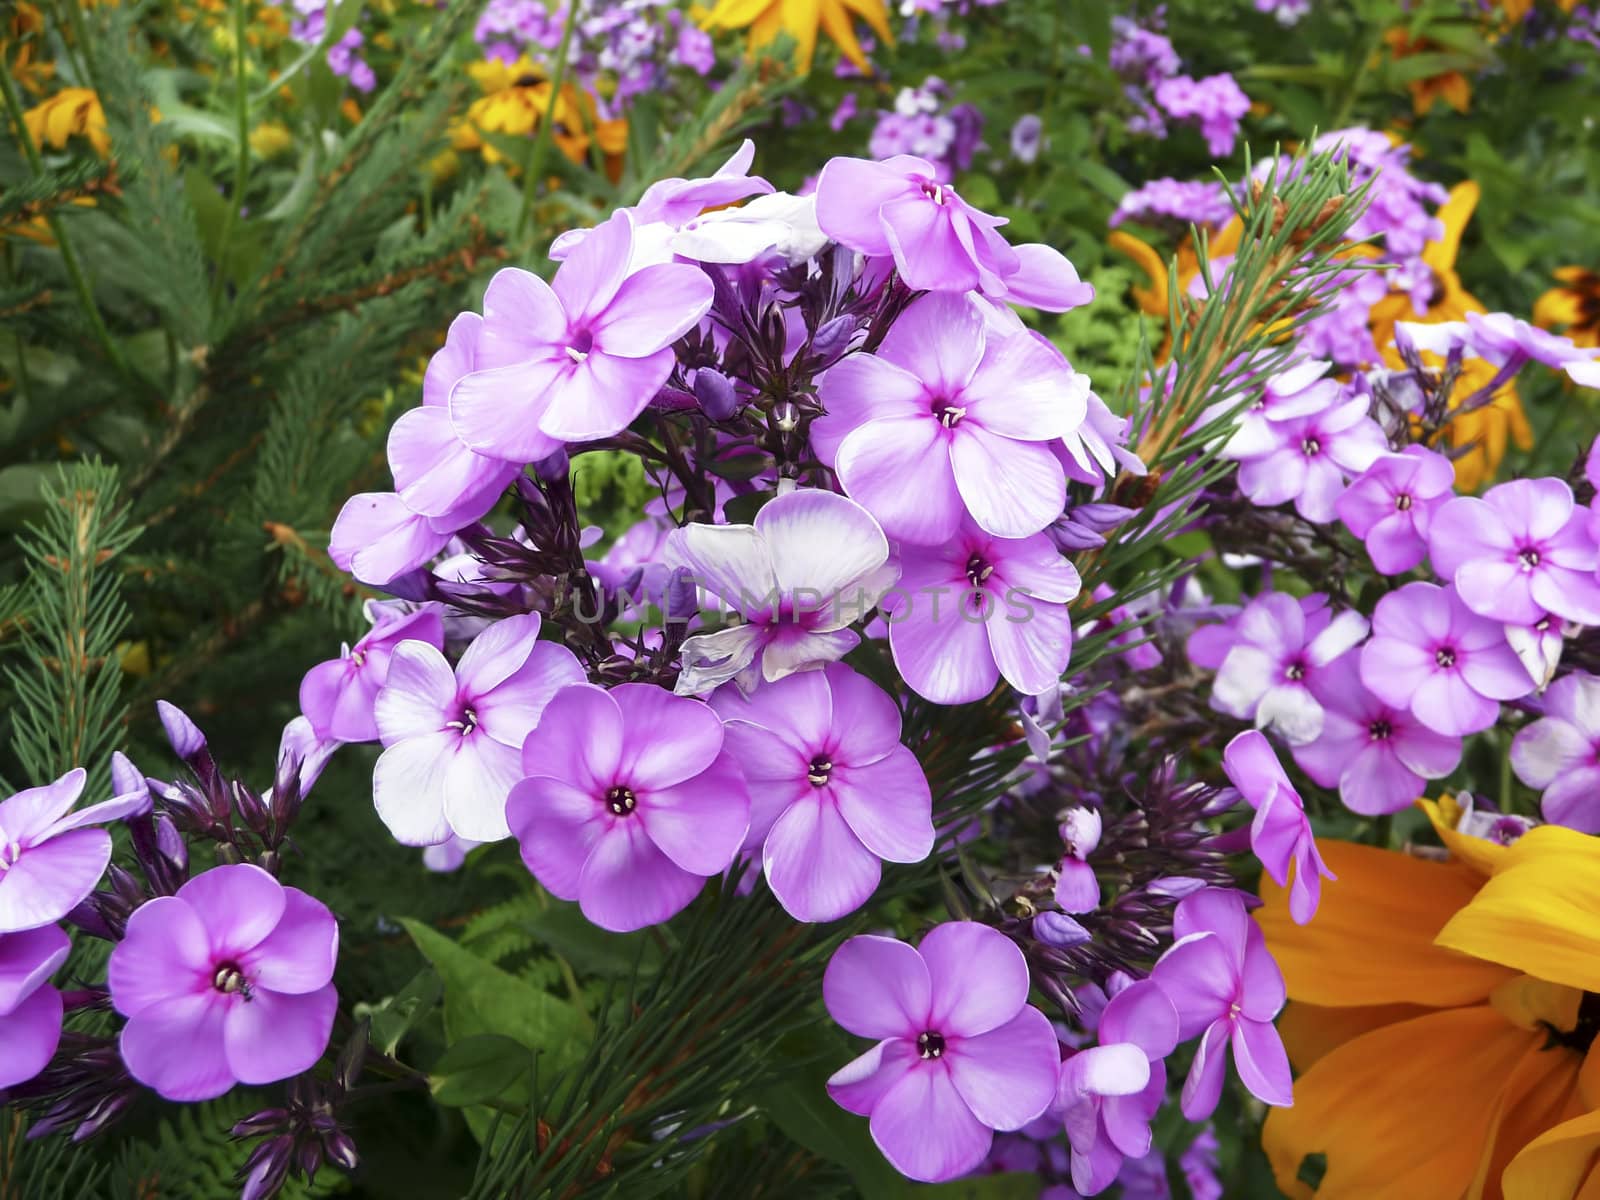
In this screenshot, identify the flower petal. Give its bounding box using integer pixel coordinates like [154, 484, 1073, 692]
[827, 1037, 920, 1116]
[577, 822, 705, 932]
[921, 921, 1029, 1037]
[0, 984, 62, 1089]
[223, 983, 338, 1086]
[869, 1065, 994, 1183]
[824, 934, 932, 1039]
[944, 1005, 1059, 1130]
[831, 747, 934, 865]
[120, 991, 235, 1101]
[0, 829, 110, 934]
[239, 887, 338, 995]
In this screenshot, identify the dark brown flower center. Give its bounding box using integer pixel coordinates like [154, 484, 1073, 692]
[606, 786, 636, 816]
[917, 1031, 946, 1059]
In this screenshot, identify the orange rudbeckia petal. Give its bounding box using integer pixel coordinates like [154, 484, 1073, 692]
[1504, 1109, 1600, 1200]
[1278, 1000, 1434, 1071]
[1260, 840, 1513, 1008]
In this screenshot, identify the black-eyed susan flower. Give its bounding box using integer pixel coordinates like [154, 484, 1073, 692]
[453, 57, 626, 176]
[699, 0, 892, 76]
[1535, 268, 1600, 350]
[1260, 811, 1600, 1199]
[22, 87, 110, 158]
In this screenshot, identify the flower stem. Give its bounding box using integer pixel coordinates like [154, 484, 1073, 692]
[208, 0, 253, 315]
[515, 0, 581, 240]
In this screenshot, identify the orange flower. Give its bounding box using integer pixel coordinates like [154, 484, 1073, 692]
[1260, 813, 1600, 1199]
[454, 58, 626, 179]
[1534, 267, 1600, 350]
[1383, 28, 1472, 116]
[22, 87, 110, 158]
[699, 0, 892, 75]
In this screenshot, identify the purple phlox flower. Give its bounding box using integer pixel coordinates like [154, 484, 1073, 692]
[1109, 17, 1178, 86]
[108, 864, 338, 1101]
[0, 768, 147, 934]
[823, 922, 1060, 1182]
[508, 683, 751, 932]
[327, 490, 456, 589]
[1223, 731, 1333, 924]
[1148, 886, 1292, 1119]
[1111, 177, 1236, 230]
[1225, 386, 1387, 523]
[1034, 910, 1091, 948]
[1207, 358, 1339, 459]
[1053, 807, 1102, 913]
[0, 923, 70, 1088]
[1511, 670, 1600, 832]
[1057, 388, 1147, 485]
[1334, 445, 1455, 575]
[1400, 312, 1598, 370]
[1056, 977, 1180, 1195]
[372, 613, 586, 845]
[422, 834, 482, 873]
[276, 716, 339, 801]
[1179, 1127, 1224, 1200]
[668, 191, 828, 265]
[1153, 74, 1250, 157]
[1010, 114, 1043, 163]
[449, 211, 714, 457]
[813, 154, 1094, 310]
[549, 139, 773, 264]
[1569, 359, 1600, 390]
[883, 521, 1082, 704]
[1256, 0, 1309, 22]
[1292, 651, 1461, 815]
[1430, 477, 1600, 627]
[299, 606, 445, 743]
[664, 488, 895, 696]
[1449, 792, 1536, 847]
[672, 22, 714, 73]
[1209, 591, 1368, 745]
[813, 293, 1086, 543]
[830, 92, 859, 130]
[710, 663, 933, 921]
[1079, 582, 1163, 671]
[1360, 582, 1533, 736]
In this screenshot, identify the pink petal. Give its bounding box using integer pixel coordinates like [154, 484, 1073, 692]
[474, 641, 587, 747]
[576, 821, 706, 932]
[0, 924, 70, 1015]
[944, 1005, 1059, 1129]
[454, 612, 542, 698]
[1098, 979, 1179, 1059]
[762, 794, 881, 922]
[639, 751, 750, 876]
[0, 769, 85, 842]
[716, 724, 812, 849]
[1002, 243, 1095, 311]
[888, 599, 998, 704]
[108, 896, 211, 1015]
[824, 935, 932, 1038]
[835, 417, 963, 545]
[1412, 670, 1498, 736]
[0, 984, 62, 1089]
[475, 268, 567, 368]
[374, 641, 456, 743]
[950, 428, 1067, 538]
[869, 1064, 993, 1183]
[388, 406, 491, 519]
[423, 312, 482, 406]
[611, 684, 725, 788]
[822, 663, 904, 764]
[812, 356, 929, 466]
[1178, 1020, 1230, 1121]
[1150, 934, 1232, 1041]
[120, 991, 235, 1101]
[1053, 860, 1101, 914]
[372, 732, 456, 846]
[300, 657, 374, 743]
[1231, 1017, 1292, 1107]
[713, 668, 834, 757]
[876, 292, 986, 396]
[238, 887, 337, 995]
[921, 921, 1028, 1037]
[178, 865, 286, 958]
[328, 492, 452, 587]
[814, 156, 918, 255]
[827, 1037, 920, 1116]
[593, 263, 713, 355]
[0, 829, 111, 934]
[962, 330, 1083, 440]
[1057, 1043, 1150, 1102]
[832, 746, 934, 864]
[520, 684, 624, 788]
[881, 195, 980, 294]
[508, 775, 607, 900]
[448, 359, 569, 462]
[539, 348, 676, 442]
[991, 534, 1081, 603]
[223, 983, 337, 1086]
[664, 522, 779, 612]
[987, 592, 1073, 696]
[551, 211, 634, 320]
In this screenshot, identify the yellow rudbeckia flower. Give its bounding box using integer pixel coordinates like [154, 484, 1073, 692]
[22, 87, 110, 158]
[454, 57, 627, 178]
[1383, 27, 1472, 116]
[1260, 816, 1600, 1200]
[1534, 267, 1600, 350]
[699, 0, 893, 76]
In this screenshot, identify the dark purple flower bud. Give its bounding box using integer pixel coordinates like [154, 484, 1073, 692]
[323, 1130, 359, 1172]
[1073, 502, 1138, 531]
[1048, 517, 1106, 551]
[693, 369, 740, 420]
[64, 897, 115, 940]
[156, 700, 206, 762]
[809, 314, 856, 363]
[1032, 911, 1091, 948]
[155, 814, 188, 873]
[239, 1138, 293, 1200]
[232, 1108, 291, 1138]
[296, 1136, 324, 1178]
[772, 401, 799, 433]
[662, 567, 699, 625]
[533, 448, 569, 481]
[234, 781, 271, 837]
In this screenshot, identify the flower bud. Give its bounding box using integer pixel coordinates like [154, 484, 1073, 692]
[693, 369, 740, 421]
[156, 701, 206, 763]
[809, 314, 856, 363]
[1032, 911, 1091, 948]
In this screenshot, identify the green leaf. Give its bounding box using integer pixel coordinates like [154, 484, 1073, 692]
[723, 490, 773, 525]
[430, 1034, 532, 1107]
[0, 463, 55, 531]
[360, 967, 443, 1057]
[913, 1174, 1042, 1200]
[400, 918, 590, 1071]
[523, 901, 662, 978]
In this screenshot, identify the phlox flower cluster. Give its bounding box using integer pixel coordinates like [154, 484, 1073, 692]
[1109, 13, 1251, 156]
[862, 76, 984, 183]
[277, 1, 376, 92]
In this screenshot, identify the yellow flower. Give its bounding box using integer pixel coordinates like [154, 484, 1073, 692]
[3, 2, 55, 96]
[1370, 181, 1486, 347]
[1259, 816, 1600, 1200]
[248, 120, 293, 160]
[1384, 27, 1472, 116]
[22, 87, 110, 158]
[454, 58, 626, 177]
[699, 0, 892, 75]
[1534, 267, 1600, 350]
